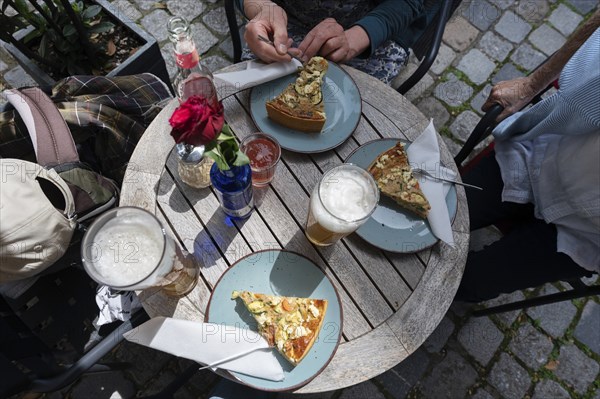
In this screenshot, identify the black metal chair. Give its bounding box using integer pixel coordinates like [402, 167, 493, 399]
[453, 86, 600, 317]
[0, 266, 149, 397]
[224, 0, 457, 95]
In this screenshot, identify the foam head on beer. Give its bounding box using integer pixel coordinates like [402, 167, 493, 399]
[306, 164, 379, 246]
[82, 207, 175, 290]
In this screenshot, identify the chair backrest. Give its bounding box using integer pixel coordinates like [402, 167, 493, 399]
[0, 266, 98, 396]
[397, 0, 458, 95]
[223, 0, 461, 95]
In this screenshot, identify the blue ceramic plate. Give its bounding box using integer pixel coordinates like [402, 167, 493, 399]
[345, 138, 458, 253]
[249, 62, 361, 153]
[206, 250, 342, 391]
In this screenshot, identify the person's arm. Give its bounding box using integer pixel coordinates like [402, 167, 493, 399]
[483, 9, 600, 121]
[353, 0, 424, 56]
[298, 0, 424, 63]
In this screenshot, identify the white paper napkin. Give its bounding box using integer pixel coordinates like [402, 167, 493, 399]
[213, 59, 302, 99]
[406, 120, 455, 246]
[95, 286, 142, 326]
[123, 317, 284, 381]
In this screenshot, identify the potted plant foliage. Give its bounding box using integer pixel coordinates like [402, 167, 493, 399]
[0, 0, 171, 89]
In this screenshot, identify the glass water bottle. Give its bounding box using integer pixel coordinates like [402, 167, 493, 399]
[167, 16, 218, 104]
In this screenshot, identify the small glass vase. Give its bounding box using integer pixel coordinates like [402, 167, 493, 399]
[176, 143, 214, 188]
[209, 163, 254, 219]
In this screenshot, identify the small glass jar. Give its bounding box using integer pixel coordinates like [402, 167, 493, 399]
[176, 143, 214, 188]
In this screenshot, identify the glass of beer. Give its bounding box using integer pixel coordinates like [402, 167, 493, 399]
[81, 207, 199, 296]
[305, 164, 379, 246]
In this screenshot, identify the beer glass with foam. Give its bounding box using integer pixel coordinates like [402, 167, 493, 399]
[81, 207, 199, 296]
[305, 164, 379, 246]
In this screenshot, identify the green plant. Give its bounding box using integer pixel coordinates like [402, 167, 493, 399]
[0, 0, 115, 76]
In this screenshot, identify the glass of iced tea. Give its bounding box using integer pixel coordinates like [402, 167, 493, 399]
[240, 133, 281, 187]
[305, 164, 379, 246]
[81, 207, 199, 296]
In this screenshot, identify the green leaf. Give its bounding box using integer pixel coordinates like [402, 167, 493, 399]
[214, 131, 234, 142]
[204, 149, 229, 171]
[63, 24, 76, 36]
[30, 13, 46, 29]
[81, 5, 101, 20]
[88, 21, 114, 34]
[38, 34, 50, 58]
[23, 29, 42, 44]
[232, 150, 250, 167]
[219, 139, 238, 160]
[221, 123, 232, 135]
[54, 37, 74, 53]
[13, 0, 31, 16]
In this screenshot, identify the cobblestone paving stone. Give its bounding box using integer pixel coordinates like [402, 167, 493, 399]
[532, 379, 571, 399]
[2, 0, 599, 398]
[526, 285, 578, 338]
[575, 301, 600, 355]
[488, 353, 531, 399]
[508, 323, 554, 369]
[555, 343, 600, 395]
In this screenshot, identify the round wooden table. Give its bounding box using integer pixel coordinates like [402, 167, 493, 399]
[120, 64, 469, 393]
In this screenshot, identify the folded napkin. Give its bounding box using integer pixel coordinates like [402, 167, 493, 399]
[95, 286, 142, 326]
[123, 317, 284, 381]
[213, 59, 302, 99]
[406, 120, 455, 246]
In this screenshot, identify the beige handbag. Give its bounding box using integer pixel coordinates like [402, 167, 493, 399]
[0, 159, 77, 282]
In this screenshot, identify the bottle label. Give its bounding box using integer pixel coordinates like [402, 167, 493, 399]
[176, 50, 199, 69]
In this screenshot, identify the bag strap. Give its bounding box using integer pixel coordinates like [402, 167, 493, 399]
[4, 88, 79, 166]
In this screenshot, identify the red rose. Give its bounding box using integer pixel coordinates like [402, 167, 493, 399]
[169, 96, 225, 146]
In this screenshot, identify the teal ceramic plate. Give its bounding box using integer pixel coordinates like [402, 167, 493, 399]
[249, 62, 361, 153]
[345, 138, 458, 253]
[206, 250, 343, 391]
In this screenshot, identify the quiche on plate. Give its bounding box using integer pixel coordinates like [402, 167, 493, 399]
[232, 290, 328, 366]
[368, 141, 431, 219]
[265, 56, 328, 132]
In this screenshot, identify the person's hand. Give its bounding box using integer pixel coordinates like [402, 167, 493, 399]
[298, 18, 349, 62]
[482, 77, 538, 122]
[243, 2, 293, 63]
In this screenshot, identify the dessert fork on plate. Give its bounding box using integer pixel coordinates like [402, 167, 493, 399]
[413, 168, 483, 190]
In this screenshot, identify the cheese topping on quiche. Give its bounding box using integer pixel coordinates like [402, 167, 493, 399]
[232, 290, 328, 365]
[368, 142, 431, 219]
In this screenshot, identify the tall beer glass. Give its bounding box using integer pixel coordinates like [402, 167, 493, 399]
[81, 207, 199, 296]
[305, 164, 379, 246]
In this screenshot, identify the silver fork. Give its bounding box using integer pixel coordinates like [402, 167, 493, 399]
[413, 168, 483, 190]
[257, 34, 304, 64]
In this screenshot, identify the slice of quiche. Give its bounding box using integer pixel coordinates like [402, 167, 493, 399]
[368, 142, 431, 219]
[232, 290, 328, 366]
[265, 56, 328, 132]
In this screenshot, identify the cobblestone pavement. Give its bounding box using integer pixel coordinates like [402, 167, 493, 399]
[2, 1, 600, 398]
